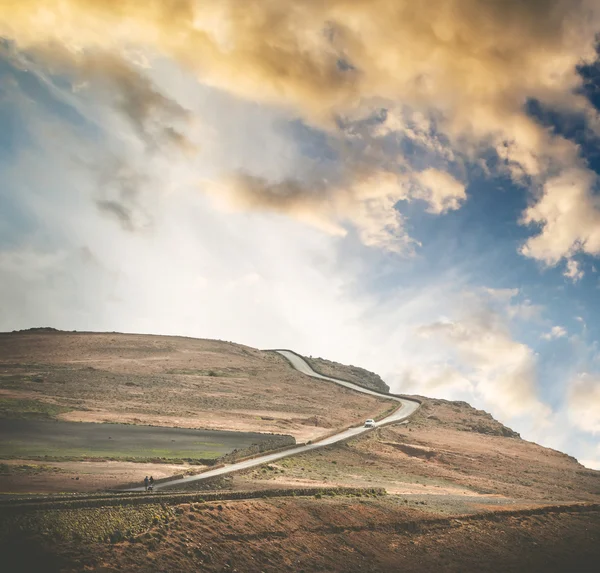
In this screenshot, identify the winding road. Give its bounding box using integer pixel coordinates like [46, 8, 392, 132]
[127, 350, 420, 491]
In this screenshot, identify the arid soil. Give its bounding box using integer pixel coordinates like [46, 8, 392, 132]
[0, 330, 392, 491]
[235, 399, 600, 504]
[2, 495, 599, 573]
[2, 330, 600, 571]
[0, 331, 389, 442]
[0, 460, 197, 493]
[0, 332, 389, 441]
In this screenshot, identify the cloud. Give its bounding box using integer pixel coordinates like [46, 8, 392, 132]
[507, 300, 544, 322]
[5, 0, 593, 129]
[579, 458, 600, 470]
[204, 173, 348, 237]
[578, 444, 600, 470]
[482, 287, 520, 303]
[2, 0, 600, 255]
[204, 167, 467, 253]
[397, 292, 552, 422]
[412, 169, 466, 214]
[521, 169, 600, 266]
[568, 373, 600, 433]
[564, 259, 585, 282]
[480, 288, 544, 322]
[204, 170, 417, 253]
[542, 325, 567, 340]
[3, 41, 194, 155]
[92, 158, 153, 232]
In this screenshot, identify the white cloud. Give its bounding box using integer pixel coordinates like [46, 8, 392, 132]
[578, 444, 600, 470]
[480, 288, 544, 323]
[416, 314, 549, 420]
[564, 259, 585, 283]
[521, 169, 600, 266]
[483, 287, 520, 303]
[507, 300, 544, 322]
[374, 289, 552, 427]
[568, 373, 600, 434]
[542, 325, 567, 340]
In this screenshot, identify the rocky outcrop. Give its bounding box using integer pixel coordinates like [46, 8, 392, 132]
[304, 356, 390, 394]
[417, 399, 521, 438]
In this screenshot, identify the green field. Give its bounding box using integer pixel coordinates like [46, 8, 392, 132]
[0, 418, 278, 463]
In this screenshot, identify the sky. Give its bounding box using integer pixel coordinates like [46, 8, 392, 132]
[1, 1, 600, 469]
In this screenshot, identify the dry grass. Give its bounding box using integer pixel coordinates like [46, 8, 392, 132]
[0, 331, 391, 441]
[2, 496, 599, 572]
[236, 399, 600, 503]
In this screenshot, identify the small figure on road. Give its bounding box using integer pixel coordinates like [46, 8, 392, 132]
[144, 476, 149, 491]
[149, 476, 154, 491]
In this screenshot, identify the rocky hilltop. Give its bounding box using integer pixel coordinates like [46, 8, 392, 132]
[413, 398, 521, 438]
[304, 355, 391, 393]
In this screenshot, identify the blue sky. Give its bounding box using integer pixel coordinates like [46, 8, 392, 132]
[1, 1, 600, 469]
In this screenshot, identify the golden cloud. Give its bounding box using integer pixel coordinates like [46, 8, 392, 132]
[1, 0, 599, 254]
[2, 1, 595, 123]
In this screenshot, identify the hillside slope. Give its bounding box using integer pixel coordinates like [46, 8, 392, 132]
[236, 398, 600, 504]
[2, 494, 599, 573]
[2, 330, 599, 571]
[0, 330, 390, 441]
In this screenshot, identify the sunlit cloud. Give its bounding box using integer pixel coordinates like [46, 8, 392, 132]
[2, 0, 600, 255]
[568, 373, 600, 434]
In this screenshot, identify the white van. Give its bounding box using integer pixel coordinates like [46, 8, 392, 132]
[364, 419, 376, 428]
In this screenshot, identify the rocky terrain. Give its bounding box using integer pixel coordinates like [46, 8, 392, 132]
[304, 354, 391, 393]
[1, 330, 599, 572]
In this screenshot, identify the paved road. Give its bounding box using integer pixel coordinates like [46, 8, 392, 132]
[127, 350, 420, 491]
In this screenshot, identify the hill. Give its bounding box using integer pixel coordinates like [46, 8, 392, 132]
[0, 330, 391, 491]
[1, 329, 599, 572]
[303, 354, 390, 393]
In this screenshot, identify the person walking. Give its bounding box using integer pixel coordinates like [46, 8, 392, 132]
[144, 476, 149, 491]
[149, 476, 154, 491]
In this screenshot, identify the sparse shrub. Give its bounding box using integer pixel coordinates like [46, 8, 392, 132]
[109, 529, 124, 543]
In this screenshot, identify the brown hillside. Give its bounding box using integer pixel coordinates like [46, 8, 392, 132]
[304, 354, 391, 393]
[2, 495, 599, 573]
[0, 330, 390, 441]
[236, 399, 600, 504]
